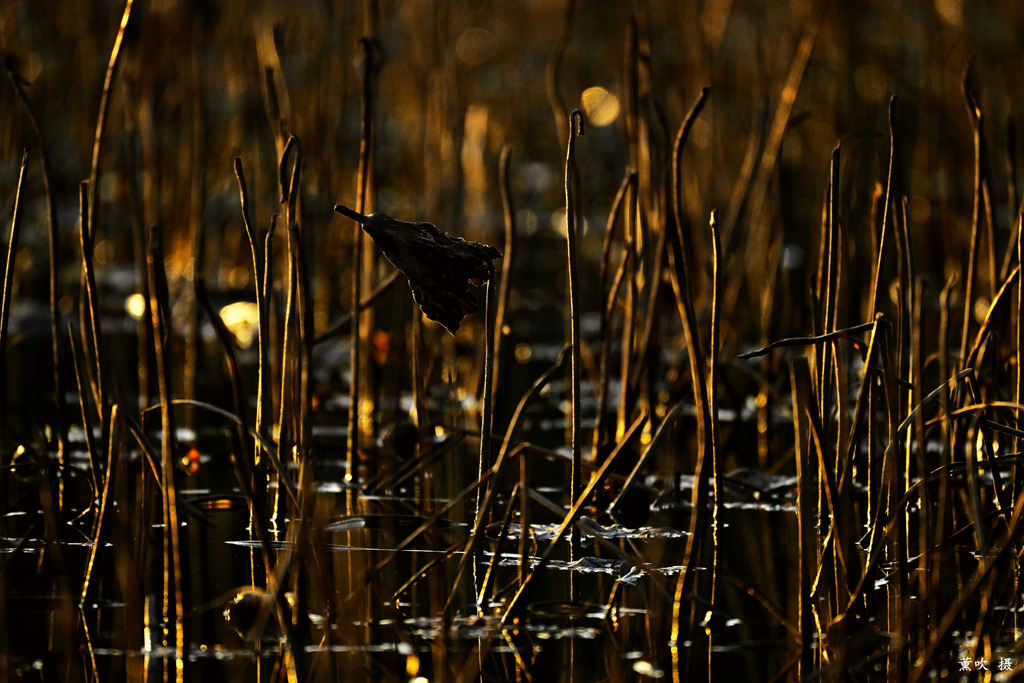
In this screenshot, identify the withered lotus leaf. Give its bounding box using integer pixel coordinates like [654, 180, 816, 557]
[335, 204, 501, 335]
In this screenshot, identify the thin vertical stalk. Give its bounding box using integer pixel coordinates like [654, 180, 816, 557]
[6, 67, 67, 465]
[820, 144, 840, 433]
[276, 135, 298, 442]
[492, 145, 516, 415]
[519, 451, 529, 587]
[1002, 120, 1019, 282]
[708, 210, 722, 615]
[87, 0, 135, 242]
[473, 280, 495, 607]
[867, 97, 897, 319]
[0, 150, 28, 411]
[1016, 212, 1023, 460]
[670, 88, 710, 288]
[347, 37, 375, 491]
[898, 196, 919, 571]
[233, 158, 271, 567]
[146, 225, 184, 679]
[668, 88, 714, 663]
[564, 110, 585, 585]
[936, 276, 957, 559]
[594, 172, 636, 457]
[262, 220, 276, 522]
[790, 358, 818, 679]
[288, 144, 312, 456]
[616, 181, 636, 440]
[595, 249, 630, 458]
[78, 181, 104, 417]
[960, 76, 983, 372]
[910, 277, 929, 653]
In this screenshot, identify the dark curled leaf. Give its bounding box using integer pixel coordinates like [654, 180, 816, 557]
[335, 205, 501, 334]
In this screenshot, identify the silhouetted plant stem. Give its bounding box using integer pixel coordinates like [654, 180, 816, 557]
[1017, 212, 1023, 464]
[594, 172, 636, 458]
[595, 242, 630, 455]
[277, 136, 299, 468]
[473, 279, 495, 606]
[261, 221, 276, 521]
[146, 224, 185, 672]
[6, 66, 67, 467]
[616, 179, 636, 442]
[708, 210, 722, 615]
[667, 88, 713, 642]
[0, 150, 28, 440]
[564, 109, 585, 589]
[670, 87, 710, 289]
[739, 320, 878, 359]
[868, 97, 897, 321]
[77, 181, 105, 420]
[960, 72, 983, 372]
[87, 0, 134, 241]
[445, 347, 569, 618]
[348, 36, 376, 494]
[492, 145, 516, 419]
[233, 158, 271, 564]
[789, 357, 818, 679]
[289, 146, 313, 458]
[820, 144, 840, 437]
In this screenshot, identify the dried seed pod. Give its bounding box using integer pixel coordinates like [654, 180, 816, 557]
[335, 204, 501, 334]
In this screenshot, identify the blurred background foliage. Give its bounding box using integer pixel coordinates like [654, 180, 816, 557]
[0, 0, 1022, 404]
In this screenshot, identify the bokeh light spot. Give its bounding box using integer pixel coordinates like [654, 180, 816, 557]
[581, 86, 620, 127]
[219, 301, 259, 348]
[125, 293, 146, 319]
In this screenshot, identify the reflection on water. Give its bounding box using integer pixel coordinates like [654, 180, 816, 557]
[0, 452, 851, 681]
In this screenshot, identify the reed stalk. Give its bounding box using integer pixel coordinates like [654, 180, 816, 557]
[146, 224, 184, 676]
[347, 37, 376, 493]
[6, 68, 67, 468]
[0, 150, 28, 434]
[492, 145, 516, 421]
[960, 73, 983, 372]
[473, 280, 495, 605]
[564, 109, 585, 588]
[667, 89, 713, 649]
